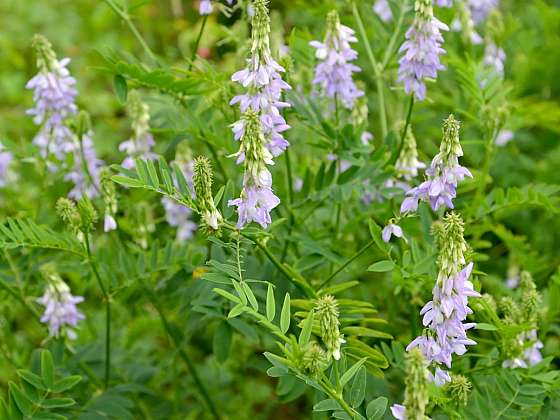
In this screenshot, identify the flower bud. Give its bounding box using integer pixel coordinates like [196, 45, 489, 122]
[193, 156, 223, 231]
[77, 197, 98, 233]
[56, 197, 81, 235]
[31, 34, 57, 73]
[101, 169, 118, 232]
[404, 348, 429, 419]
[315, 295, 345, 360]
[445, 374, 471, 407]
[302, 342, 328, 378]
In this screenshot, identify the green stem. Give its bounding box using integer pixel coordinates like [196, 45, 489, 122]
[189, 15, 209, 70]
[394, 95, 415, 163]
[103, 0, 157, 62]
[84, 234, 111, 389]
[381, 2, 407, 70]
[352, 1, 387, 139]
[319, 238, 376, 290]
[141, 280, 220, 420]
[280, 149, 295, 263]
[471, 127, 498, 218]
[319, 376, 355, 417]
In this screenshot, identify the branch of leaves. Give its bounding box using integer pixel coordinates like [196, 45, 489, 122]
[100, 50, 215, 104]
[0, 218, 85, 257]
[0, 350, 81, 420]
[292, 297, 391, 378]
[111, 158, 198, 213]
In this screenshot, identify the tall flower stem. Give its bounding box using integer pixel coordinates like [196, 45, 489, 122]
[381, 3, 407, 69]
[140, 279, 220, 420]
[281, 149, 295, 263]
[352, 1, 388, 139]
[84, 234, 111, 389]
[394, 95, 415, 163]
[319, 238, 376, 290]
[319, 375, 355, 417]
[103, 0, 157, 62]
[189, 15, 209, 71]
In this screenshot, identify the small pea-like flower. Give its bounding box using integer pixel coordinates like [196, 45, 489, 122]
[315, 295, 345, 360]
[495, 129, 513, 147]
[373, 0, 393, 23]
[435, 0, 453, 6]
[310, 10, 364, 109]
[398, 0, 449, 100]
[26, 34, 78, 161]
[119, 91, 157, 169]
[197, 0, 233, 15]
[401, 115, 471, 214]
[37, 273, 85, 340]
[382, 223, 404, 243]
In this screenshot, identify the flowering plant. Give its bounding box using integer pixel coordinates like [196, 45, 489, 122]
[0, 1, 559, 419]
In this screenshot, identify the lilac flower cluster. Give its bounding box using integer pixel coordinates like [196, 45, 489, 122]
[26, 35, 77, 162]
[228, 111, 280, 228]
[373, 0, 393, 23]
[230, 0, 291, 158]
[228, 0, 286, 228]
[28, 35, 104, 199]
[502, 330, 543, 369]
[407, 213, 480, 386]
[198, 0, 233, 15]
[119, 92, 158, 169]
[398, 0, 449, 101]
[401, 115, 471, 214]
[435, 0, 453, 6]
[37, 277, 85, 340]
[310, 11, 364, 109]
[484, 42, 506, 76]
[468, 0, 498, 24]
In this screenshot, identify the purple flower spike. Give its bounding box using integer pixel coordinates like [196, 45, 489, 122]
[401, 115, 471, 214]
[37, 278, 85, 340]
[398, 0, 449, 100]
[310, 10, 364, 109]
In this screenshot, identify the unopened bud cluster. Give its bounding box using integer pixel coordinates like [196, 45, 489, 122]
[314, 295, 345, 361]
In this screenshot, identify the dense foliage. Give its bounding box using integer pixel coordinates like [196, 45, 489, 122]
[1, 0, 560, 419]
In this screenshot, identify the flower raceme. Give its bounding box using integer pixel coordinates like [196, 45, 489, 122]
[229, 0, 287, 228]
[398, 0, 449, 101]
[27, 34, 78, 162]
[230, 0, 291, 158]
[228, 111, 280, 229]
[37, 273, 85, 340]
[401, 115, 471, 214]
[310, 10, 364, 109]
[407, 213, 480, 386]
